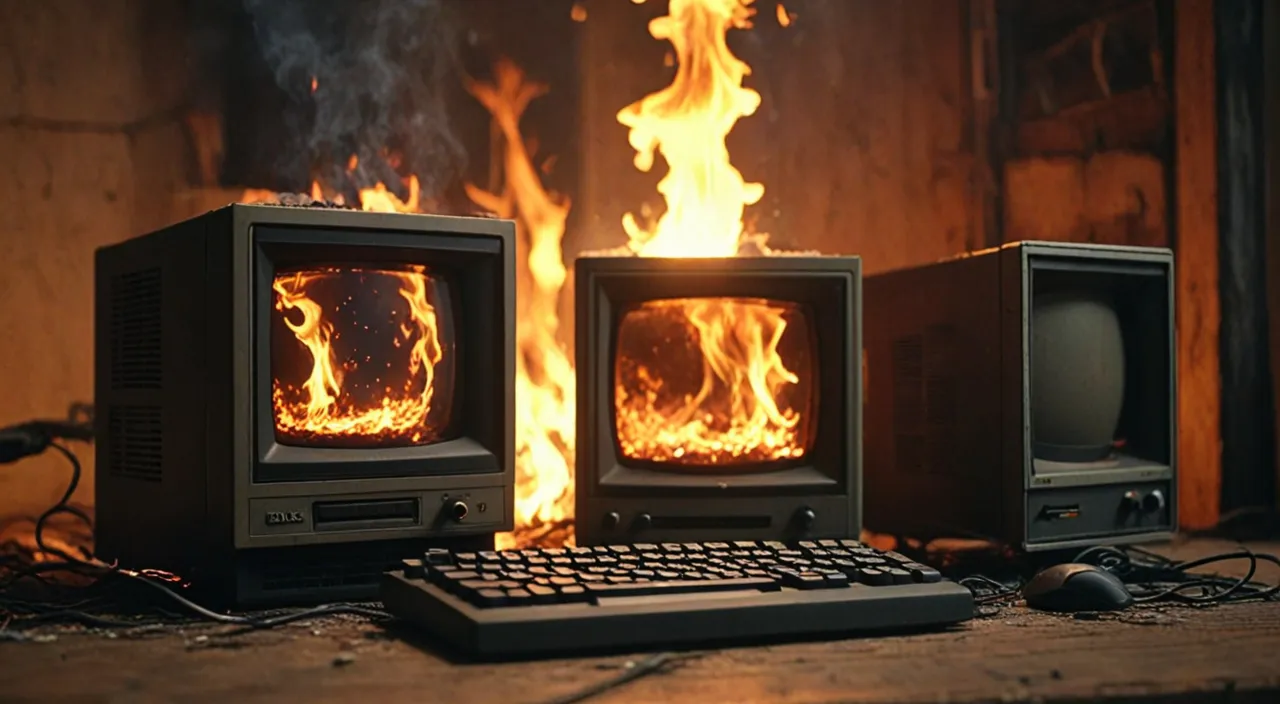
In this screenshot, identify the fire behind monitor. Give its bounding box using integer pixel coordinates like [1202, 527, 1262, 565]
[574, 255, 862, 546]
[93, 205, 515, 606]
[862, 241, 1176, 552]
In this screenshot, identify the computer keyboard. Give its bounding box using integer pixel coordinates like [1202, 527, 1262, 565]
[381, 539, 974, 657]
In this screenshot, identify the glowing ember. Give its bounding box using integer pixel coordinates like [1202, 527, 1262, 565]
[271, 266, 453, 447]
[615, 297, 814, 466]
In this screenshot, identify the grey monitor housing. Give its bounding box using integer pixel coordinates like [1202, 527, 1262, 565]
[863, 241, 1176, 552]
[94, 204, 515, 606]
[574, 255, 862, 546]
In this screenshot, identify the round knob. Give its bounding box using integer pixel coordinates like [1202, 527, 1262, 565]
[794, 507, 817, 530]
[1121, 491, 1142, 513]
[603, 511, 621, 530]
[633, 513, 653, 531]
[449, 501, 469, 522]
[1142, 490, 1166, 514]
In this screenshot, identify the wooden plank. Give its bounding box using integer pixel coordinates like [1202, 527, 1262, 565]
[1173, 0, 1223, 530]
[3, 540, 1278, 703]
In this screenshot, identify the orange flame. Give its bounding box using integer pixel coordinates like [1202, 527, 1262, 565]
[464, 59, 576, 549]
[619, 0, 764, 258]
[271, 266, 450, 446]
[608, 0, 808, 474]
[614, 297, 813, 466]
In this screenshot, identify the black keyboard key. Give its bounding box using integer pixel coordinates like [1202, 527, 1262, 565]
[549, 576, 578, 587]
[584, 577, 778, 598]
[551, 557, 572, 566]
[798, 541, 818, 549]
[580, 574, 606, 583]
[680, 543, 705, 552]
[858, 567, 893, 586]
[552, 567, 576, 576]
[506, 572, 533, 581]
[733, 540, 757, 548]
[902, 563, 943, 583]
[607, 575, 633, 584]
[818, 539, 840, 547]
[457, 562, 476, 571]
[634, 544, 659, 551]
[402, 559, 426, 579]
[543, 548, 565, 556]
[558, 585, 588, 602]
[455, 552, 477, 562]
[660, 543, 684, 552]
[526, 584, 558, 602]
[609, 545, 632, 554]
[778, 572, 829, 589]
[824, 572, 851, 587]
[886, 568, 914, 585]
[458, 579, 491, 591]
[704, 542, 730, 550]
[480, 564, 503, 573]
[424, 549, 452, 565]
[445, 570, 479, 582]
[569, 547, 593, 555]
[472, 589, 507, 606]
[479, 551, 501, 562]
[505, 588, 535, 605]
[656, 570, 681, 579]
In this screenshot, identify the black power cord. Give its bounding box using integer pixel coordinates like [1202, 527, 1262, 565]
[0, 411, 391, 637]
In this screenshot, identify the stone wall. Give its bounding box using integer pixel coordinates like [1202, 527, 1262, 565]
[0, 1, 192, 520]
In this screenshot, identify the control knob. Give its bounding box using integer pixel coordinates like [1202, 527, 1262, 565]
[602, 511, 621, 530]
[794, 507, 817, 531]
[1121, 491, 1142, 514]
[448, 500, 469, 522]
[633, 512, 653, 531]
[1141, 489, 1166, 514]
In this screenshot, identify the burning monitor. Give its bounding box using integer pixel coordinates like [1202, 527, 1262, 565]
[574, 255, 862, 546]
[862, 241, 1176, 552]
[94, 204, 515, 606]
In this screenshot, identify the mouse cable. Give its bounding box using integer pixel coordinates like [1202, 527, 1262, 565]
[1072, 544, 1280, 605]
[0, 434, 390, 634]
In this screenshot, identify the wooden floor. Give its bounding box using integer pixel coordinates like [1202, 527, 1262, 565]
[2, 539, 1279, 704]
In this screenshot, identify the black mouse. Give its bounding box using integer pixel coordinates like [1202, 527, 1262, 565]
[1022, 563, 1134, 613]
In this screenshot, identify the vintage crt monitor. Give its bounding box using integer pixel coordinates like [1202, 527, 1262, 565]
[863, 241, 1176, 551]
[574, 255, 862, 546]
[94, 204, 515, 605]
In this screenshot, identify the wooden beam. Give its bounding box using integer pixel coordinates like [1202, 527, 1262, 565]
[1173, 0, 1222, 529]
[1266, 0, 1280, 513]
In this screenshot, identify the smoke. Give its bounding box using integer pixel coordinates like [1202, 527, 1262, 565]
[242, 0, 466, 198]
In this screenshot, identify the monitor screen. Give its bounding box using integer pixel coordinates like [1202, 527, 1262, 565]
[269, 265, 457, 448]
[611, 296, 816, 470]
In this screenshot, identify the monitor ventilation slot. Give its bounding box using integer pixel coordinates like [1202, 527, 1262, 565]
[107, 405, 163, 482]
[892, 335, 926, 474]
[109, 268, 163, 390]
[892, 326, 960, 476]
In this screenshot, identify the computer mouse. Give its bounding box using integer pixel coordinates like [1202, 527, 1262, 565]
[1022, 563, 1134, 613]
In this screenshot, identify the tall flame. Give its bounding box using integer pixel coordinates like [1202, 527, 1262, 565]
[464, 60, 576, 549]
[620, 0, 764, 257]
[610, 0, 807, 470]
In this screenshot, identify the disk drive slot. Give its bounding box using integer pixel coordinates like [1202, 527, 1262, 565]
[313, 498, 421, 528]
